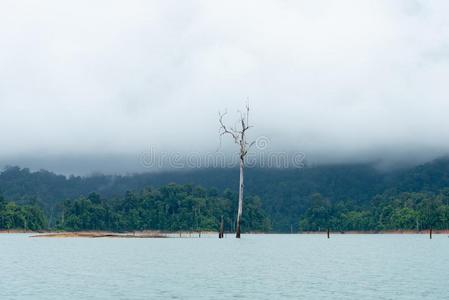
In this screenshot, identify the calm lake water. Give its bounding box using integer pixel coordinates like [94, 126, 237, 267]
[1, 233, 448, 299]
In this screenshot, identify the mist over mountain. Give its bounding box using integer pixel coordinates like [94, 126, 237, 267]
[2, 1, 449, 229]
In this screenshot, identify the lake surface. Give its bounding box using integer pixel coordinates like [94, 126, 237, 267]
[1, 234, 448, 299]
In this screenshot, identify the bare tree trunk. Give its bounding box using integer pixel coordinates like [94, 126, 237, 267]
[236, 157, 244, 238]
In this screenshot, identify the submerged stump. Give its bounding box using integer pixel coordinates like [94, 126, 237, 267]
[219, 216, 224, 239]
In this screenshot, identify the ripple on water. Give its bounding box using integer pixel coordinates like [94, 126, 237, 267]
[0, 234, 447, 299]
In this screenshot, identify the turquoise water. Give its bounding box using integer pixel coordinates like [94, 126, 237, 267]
[1, 234, 448, 299]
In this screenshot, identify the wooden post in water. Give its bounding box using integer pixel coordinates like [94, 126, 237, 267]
[327, 228, 330, 239]
[430, 227, 433, 239]
[219, 215, 224, 239]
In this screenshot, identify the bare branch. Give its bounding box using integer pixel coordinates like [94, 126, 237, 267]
[218, 104, 255, 154]
[219, 111, 240, 144]
[248, 140, 256, 149]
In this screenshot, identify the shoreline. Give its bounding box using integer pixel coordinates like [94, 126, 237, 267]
[31, 231, 168, 238]
[1, 229, 448, 238]
[300, 229, 449, 235]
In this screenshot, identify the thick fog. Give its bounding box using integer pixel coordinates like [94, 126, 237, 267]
[1, 1, 449, 174]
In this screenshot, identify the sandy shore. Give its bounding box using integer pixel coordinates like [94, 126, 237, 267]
[30, 231, 168, 238]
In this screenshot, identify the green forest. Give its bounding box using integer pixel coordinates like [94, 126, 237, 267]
[0, 194, 47, 230]
[2, 157, 449, 232]
[57, 185, 270, 232]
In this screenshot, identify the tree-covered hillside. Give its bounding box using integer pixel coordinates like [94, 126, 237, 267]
[1, 157, 449, 232]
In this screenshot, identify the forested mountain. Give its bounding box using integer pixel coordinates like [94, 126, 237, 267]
[1, 157, 449, 232]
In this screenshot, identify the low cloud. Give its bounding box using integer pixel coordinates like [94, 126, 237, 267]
[1, 0, 449, 174]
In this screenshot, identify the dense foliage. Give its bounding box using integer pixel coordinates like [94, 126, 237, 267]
[2, 157, 449, 232]
[57, 185, 271, 232]
[299, 190, 449, 232]
[0, 195, 47, 230]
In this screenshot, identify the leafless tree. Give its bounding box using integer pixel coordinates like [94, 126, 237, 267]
[219, 104, 255, 238]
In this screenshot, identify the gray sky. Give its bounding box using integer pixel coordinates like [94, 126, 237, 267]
[1, 0, 449, 174]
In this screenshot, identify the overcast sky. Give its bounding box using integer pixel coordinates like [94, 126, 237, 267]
[1, 0, 449, 174]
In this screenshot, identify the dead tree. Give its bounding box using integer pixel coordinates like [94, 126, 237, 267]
[219, 104, 255, 238]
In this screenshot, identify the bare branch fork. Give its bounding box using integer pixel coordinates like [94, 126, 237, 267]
[218, 103, 254, 238]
